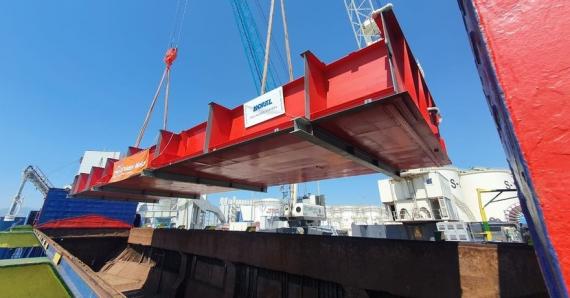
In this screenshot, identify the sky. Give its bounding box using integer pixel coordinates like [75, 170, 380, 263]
[0, 1, 507, 212]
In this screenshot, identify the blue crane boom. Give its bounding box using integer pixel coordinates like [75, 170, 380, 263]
[229, 0, 278, 93]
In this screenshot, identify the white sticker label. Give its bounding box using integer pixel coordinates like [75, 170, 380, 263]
[243, 86, 285, 128]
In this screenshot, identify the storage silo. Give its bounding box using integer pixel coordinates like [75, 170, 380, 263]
[459, 168, 519, 222]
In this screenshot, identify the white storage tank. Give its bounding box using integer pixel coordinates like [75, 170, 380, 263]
[459, 168, 519, 222]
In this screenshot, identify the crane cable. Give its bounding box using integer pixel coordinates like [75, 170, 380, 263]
[278, 0, 297, 202]
[260, 0, 276, 95]
[231, 0, 265, 89]
[260, 0, 294, 94]
[280, 0, 294, 81]
[254, 0, 286, 85]
[135, 0, 188, 148]
[258, 0, 298, 203]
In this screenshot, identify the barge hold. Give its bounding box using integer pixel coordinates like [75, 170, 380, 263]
[38, 227, 547, 297]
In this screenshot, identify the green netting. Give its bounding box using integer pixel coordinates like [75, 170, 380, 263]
[0, 232, 40, 248]
[0, 263, 71, 297]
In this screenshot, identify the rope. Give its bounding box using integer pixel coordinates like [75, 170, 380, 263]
[135, 68, 168, 147]
[169, 0, 182, 45]
[169, 0, 189, 47]
[278, 0, 296, 200]
[174, 0, 189, 46]
[164, 68, 171, 130]
[157, 130, 176, 157]
[260, 0, 276, 95]
[254, 0, 286, 85]
[134, 1, 188, 147]
[280, 0, 294, 81]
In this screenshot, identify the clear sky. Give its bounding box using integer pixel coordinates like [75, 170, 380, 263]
[0, 1, 507, 211]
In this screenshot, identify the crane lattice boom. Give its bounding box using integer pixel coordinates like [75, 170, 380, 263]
[344, 0, 382, 48]
[4, 165, 53, 221]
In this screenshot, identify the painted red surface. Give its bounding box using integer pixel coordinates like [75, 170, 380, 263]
[36, 215, 131, 229]
[473, 0, 570, 287]
[70, 8, 450, 202]
[162, 94, 444, 188]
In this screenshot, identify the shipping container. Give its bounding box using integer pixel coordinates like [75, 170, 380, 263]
[36, 188, 137, 228]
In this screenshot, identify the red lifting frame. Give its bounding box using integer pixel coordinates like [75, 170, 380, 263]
[71, 7, 450, 203]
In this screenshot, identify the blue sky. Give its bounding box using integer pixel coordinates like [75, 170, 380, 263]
[0, 1, 506, 211]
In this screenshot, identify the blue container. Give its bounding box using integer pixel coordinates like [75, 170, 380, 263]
[0, 217, 26, 231]
[0, 247, 45, 259]
[36, 188, 137, 226]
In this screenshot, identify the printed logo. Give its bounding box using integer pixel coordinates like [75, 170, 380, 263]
[253, 99, 273, 112]
[243, 86, 285, 128]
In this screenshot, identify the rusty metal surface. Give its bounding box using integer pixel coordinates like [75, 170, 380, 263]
[124, 228, 546, 297]
[97, 246, 154, 294]
[41, 228, 130, 239]
[35, 229, 125, 297]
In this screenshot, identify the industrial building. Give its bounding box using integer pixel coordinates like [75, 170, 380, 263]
[324, 205, 387, 233]
[217, 167, 522, 239]
[378, 167, 520, 223]
[138, 197, 224, 229]
[219, 197, 387, 234]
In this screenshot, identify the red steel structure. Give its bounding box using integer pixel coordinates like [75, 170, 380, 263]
[459, 0, 570, 296]
[71, 8, 450, 203]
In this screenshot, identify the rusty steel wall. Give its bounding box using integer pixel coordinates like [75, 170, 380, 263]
[118, 228, 546, 297]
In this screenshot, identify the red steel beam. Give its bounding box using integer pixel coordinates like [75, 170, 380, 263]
[459, 0, 570, 295]
[70, 7, 450, 202]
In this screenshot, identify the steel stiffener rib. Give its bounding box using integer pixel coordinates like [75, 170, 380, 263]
[143, 170, 267, 192]
[291, 117, 400, 178]
[95, 185, 199, 200]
